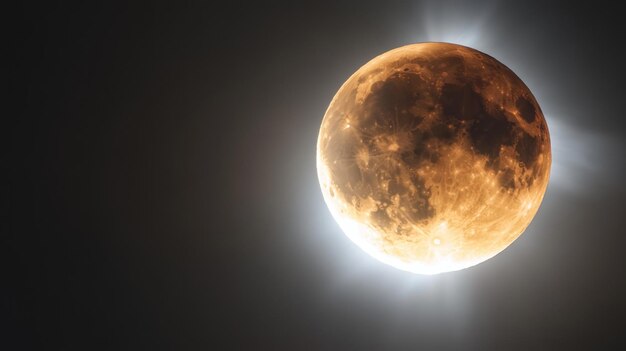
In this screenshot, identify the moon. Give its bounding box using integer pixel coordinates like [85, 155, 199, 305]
[317, 43, 551, 274]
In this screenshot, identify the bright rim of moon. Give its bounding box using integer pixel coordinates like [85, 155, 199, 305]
[317, 43, 551, 275]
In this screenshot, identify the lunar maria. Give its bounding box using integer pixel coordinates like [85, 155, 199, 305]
[317, 42, 551, 274]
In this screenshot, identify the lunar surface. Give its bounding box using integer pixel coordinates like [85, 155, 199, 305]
[317, 43, 551, 274]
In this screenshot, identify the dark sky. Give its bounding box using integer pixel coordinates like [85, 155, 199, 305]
[8, 1, 626, 349]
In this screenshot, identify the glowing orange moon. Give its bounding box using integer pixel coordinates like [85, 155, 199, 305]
[317, 43, 551, 274]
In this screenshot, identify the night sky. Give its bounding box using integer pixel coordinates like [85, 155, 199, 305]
[8, 1, 626, 349]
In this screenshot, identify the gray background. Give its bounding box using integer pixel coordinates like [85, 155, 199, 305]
[8, 1, 626, 349]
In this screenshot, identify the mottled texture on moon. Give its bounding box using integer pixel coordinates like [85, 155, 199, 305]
[317, 43, 551, 274]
